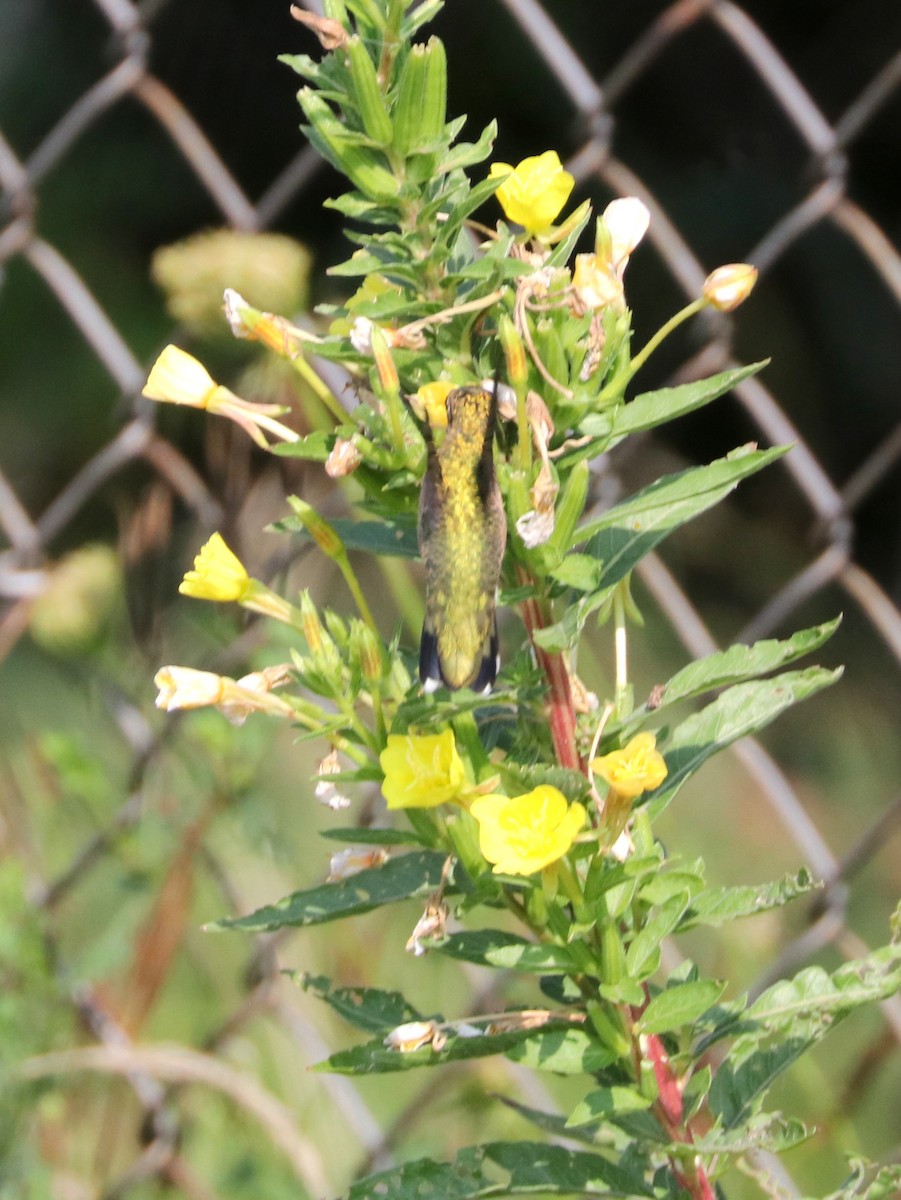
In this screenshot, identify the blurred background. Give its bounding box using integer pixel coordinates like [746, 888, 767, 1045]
[1, 1, 900, 1196]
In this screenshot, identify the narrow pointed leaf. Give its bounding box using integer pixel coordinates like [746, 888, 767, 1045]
[344, 1140, 653, 1198]
[677, 868, 820, 931]
[206, 850, 450, 932]
[321, 1023, 611, 1076]
[580, 362, 767, 448]
[620, 619, 841, 736]
[430, 929, 579, 974]
[647, 667, 843, 818]
[291, 973, 423, 1033]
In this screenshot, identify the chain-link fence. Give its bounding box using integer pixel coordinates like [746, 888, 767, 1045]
[2, 0, 901, 1195]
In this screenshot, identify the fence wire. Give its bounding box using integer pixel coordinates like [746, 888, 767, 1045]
[2, 0, 901, 1195]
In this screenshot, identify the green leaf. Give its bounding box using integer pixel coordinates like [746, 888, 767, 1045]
[580, 362, 767, 448]
[344, 1140, 653, 1198]
[291, 973, 422, 1033]
[625, 892, 693, 980]
[318, 826, 429, 847]
[678, 868, 821, 931]
[535, 446, 787, 651]
[621, 619, 841, 734]
[206, 849, 450, 933]
[701, 943, 901, 1126]
[637, 979, 726, 1035]
[548, 553, 603, 592]
[279, 515, 420, 559]
[647, 666, 843, 818]
[566, 1086, 651, 1128]
[430, 930, 579, 974]
[574, 444, 788, 564]
[689, 1112, 810, 1155]
[320, 1022, 612, 1076]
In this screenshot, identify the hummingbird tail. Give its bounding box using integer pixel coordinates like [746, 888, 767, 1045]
[419, 618, 500, 694]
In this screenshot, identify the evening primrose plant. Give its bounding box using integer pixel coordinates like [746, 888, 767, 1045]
[144, 2, 901, 1198]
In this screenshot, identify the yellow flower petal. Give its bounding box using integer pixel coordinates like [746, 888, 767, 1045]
[591, 732, 668, 800]
[179, 532, 250, 602]
[142, 345, 217, 408]
[379, 730, 467, 809]
[470, 786, 586, 875]
[490, 150, 574, 236]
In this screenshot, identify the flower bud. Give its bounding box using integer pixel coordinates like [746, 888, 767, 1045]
[498, 314, 528, 389]
[288, 496, 346, 560]
[703, 263, 758, 312]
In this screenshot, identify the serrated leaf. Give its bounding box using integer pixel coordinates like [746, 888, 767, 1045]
[344, 1140, 653, 1198]
[621, 619, 841, 735]
[320, 1022, 611, 1076]
[678, 868, 821, 931]
[701, 944, 901, 1126]
[430, 929, 579, 974]
[292, 973, 422, 1033]
[206, 849, 450, 932]
[566, 1086, 651, 1128]
[689, 1111, 810, 1155]
[637, 979, 726, 1035]
[648, 667, 843, 818]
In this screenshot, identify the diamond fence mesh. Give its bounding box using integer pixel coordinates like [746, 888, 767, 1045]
[2, 0, 901, 1195]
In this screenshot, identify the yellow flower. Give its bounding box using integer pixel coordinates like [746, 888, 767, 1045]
[489, 150, 574, 237]
[410, 381, 454, 430]
[179, 532, 251, 602]
[142, 345, 298, 448]
[470, 786, 586, 876]
[591, 732, 668, 800]
[379, 730, 467, 809]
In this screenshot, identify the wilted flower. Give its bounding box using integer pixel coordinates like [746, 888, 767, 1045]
[379, 730, 467, 809]
[591, 732, 668, 800]
[383, 1020, 444, 1053]
[143, 345, 299, 449]
[470, 786, 587, 876]
[325, 437, 363, 478]
[516, 459, 558, 549]
[703, 263, 758, 312]
[327, 846, 389, 881]
[489, 150, 574, 237]
[314, 748, 351, 810]
[153, 665, 294, 723]
[406, 901, 448, 956]
[572, 197, 650, 313]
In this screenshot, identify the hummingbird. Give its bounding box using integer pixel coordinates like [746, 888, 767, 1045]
[418, 385, 507, 692]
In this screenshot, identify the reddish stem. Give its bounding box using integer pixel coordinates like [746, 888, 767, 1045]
[629, 997, 716, 1200]
[517, 571, 583, 772]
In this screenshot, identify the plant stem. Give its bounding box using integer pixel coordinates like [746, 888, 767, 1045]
[516, 567, 582, 773]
